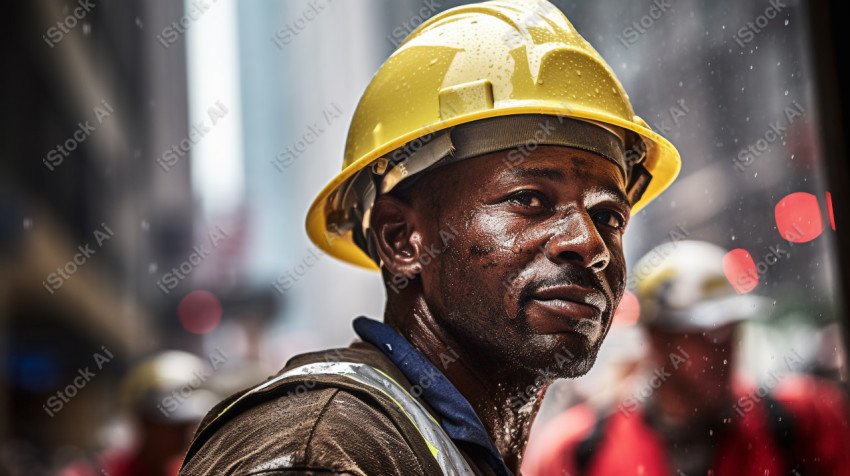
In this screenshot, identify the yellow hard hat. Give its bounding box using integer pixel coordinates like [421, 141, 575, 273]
[306, 0, 681, 270]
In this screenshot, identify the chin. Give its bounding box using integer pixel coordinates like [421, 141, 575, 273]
[522, 332, 604, 379]
[563, 353, 599, 377]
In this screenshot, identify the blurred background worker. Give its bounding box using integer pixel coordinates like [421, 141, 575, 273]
[99, 351, 222, 476]
[522, 241, 850, 476]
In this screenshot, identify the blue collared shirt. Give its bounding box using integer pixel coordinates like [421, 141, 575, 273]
[353, 316, 514, 476]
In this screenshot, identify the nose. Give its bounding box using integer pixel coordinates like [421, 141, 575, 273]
[542, 211, 610, 272]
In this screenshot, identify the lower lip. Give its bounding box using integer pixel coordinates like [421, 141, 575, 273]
[525, 298, 602, 335]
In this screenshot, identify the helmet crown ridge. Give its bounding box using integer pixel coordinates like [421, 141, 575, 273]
[306, 0, 682, 270]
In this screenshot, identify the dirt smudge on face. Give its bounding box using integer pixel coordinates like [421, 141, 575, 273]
[469, 244, 495, 256]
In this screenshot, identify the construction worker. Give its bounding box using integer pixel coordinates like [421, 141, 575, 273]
[522, 240, 850, 476]
[102, 351, 221, 476]
[180, 0, 680, 474]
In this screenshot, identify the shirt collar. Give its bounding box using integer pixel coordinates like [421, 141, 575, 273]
[353, 316, 514, 476]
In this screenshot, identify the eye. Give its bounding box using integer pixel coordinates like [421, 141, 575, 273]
[592, 209, 626, 230]
[505, 190, 547, 209]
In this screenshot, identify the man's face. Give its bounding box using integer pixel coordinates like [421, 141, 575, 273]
[400, 145, 630, 379]
[648, 324, 737, 408]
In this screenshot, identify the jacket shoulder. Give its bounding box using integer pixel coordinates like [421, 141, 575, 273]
[180, 343, 440, 476]
[181, 385, 429, 475]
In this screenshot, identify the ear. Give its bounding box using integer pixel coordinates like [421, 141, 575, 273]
[369, 194, 425, 279]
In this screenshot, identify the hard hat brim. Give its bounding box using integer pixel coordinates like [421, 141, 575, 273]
[306, 107, 681, 270]
[648, 293, 772, 332]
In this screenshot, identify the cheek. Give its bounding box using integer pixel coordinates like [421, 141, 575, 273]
[605, 244, 627, 296]
[454, 209, 524, 262]
[435, 214, 535, 302]
[469, 210, 526, 250]
[465, 215, 556, 317]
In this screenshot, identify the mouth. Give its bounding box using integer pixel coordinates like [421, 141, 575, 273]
[525, 284, 607, 335]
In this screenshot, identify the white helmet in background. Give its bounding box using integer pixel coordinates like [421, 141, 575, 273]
[633, 240, 770, 331]
[122, 351, 221, 424]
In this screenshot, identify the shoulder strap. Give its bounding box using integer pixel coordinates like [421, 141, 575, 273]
[761, 393, 802, 476]
[574, 411, 610, 475]
[184, 361, 475, 476]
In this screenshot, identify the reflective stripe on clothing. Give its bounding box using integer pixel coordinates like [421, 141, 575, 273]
[220, 361, 476, 476]
[353, 317, 513, 476]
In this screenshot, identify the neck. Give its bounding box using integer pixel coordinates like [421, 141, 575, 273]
[652, 383, 692, 422]
[652, 380, 731, 424]
[385, 294, 544, 472]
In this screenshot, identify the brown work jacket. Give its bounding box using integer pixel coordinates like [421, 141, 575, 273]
[179, 339, 501, 475]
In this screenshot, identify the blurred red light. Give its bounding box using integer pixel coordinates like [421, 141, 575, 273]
[826, 191, 835, 231]
[774, 192, 823, 243]
[178, 290, 222, 334]
[723, 248, 758, 294]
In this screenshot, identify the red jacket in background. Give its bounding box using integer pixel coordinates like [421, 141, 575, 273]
[522, 375, 850, 476]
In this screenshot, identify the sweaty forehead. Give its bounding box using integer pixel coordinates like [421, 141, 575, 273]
[402, 145, 628, 216]
[471, 146, 626, 192]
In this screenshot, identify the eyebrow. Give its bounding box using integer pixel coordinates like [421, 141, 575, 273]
[505, 166, 630, 207]
[592, 185, 630, 209]
[509, 167, 567, 182]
